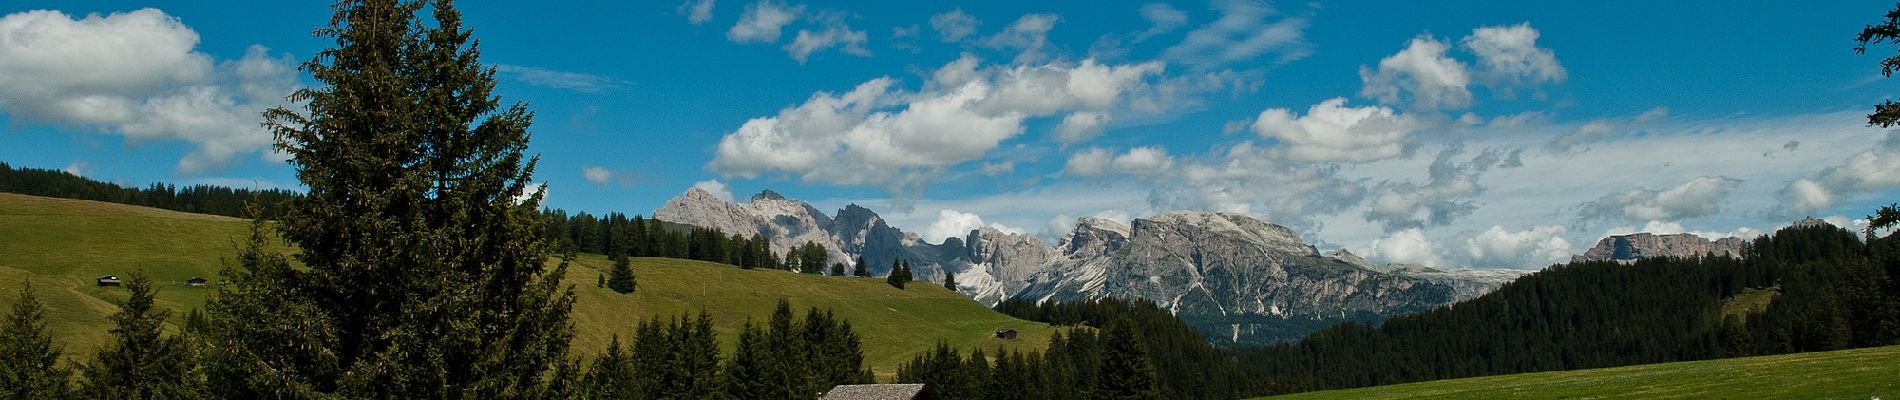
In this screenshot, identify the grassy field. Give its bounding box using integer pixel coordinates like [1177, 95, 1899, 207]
[1253, 344, 1900, 400]
[0, 193, 1054, 376]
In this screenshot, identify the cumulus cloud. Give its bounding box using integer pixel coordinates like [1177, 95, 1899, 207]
[1360, 35, 1471, 110]
[1161, 0, 1310, 68]
[727, 0, 802, 43]
[982, 13, 1059, 64]
[1251, 97, 1421, 163]
[1781, 143, 1900, 214]
[692, 179, 735, 203]
[709, 55, 1179, 198]
[1579, 176, 1742, 225]
[1112, 146, 1172, 172]
[1461, 22, 1565, 93]
[1065, 148, 1114, 177]
[1362, 147, 1503, 231]
[495, 64, 627, 93]
[1462, 225, 1571, 268]
[0, 9, 298, 174]
[922, 209, 1022, 244]
[678, 0, 715, 25]
[1367, 228, 1441, 266]
[929, 8, 980, 42]
[1056, 111, 1111, 144]
[785, 12, 869, 63]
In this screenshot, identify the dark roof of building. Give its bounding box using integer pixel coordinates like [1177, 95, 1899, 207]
[186, 276, 207, 282]
[821, 384, 928, 400]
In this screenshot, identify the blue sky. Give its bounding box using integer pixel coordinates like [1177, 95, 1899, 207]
[3, 1, 1899, 269]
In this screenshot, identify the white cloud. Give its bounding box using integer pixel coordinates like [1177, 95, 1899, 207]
[1161, 0, 1310, 68]
[1111, 146, 1171, 172]
[495, 64, 627, 93]
[0, 9, 297, 175]
[62, 161, 87, 176]
[1360, 35, 1471, 110]
[922, 209, 1021, 244]
[1056, 111, 1111, 144]
[1366, 228, 1441, 266]
[1251, 98, 1420, 163]
[1362, 147, 1502, 231]
[980, 161, 1014, 176]
[1137, 141, 1368, 230]
[785, 12, 869, 63]
[1548, 107, 1667, 153]
[1067, 147, 1170, 177]
[982, 13, 1059, 64]
[727, 0, 802, 44]
[582, 166, 614, 184]
[679, 0, 715, 25]
[692, 179, 735, 203]
[1064, 148, 1113, 177]
[1461, 22, 1565, 93]
[1579, 176, 1742, 225]
[1135, 3, 1188, 41]
[1782, 146, 1900, 214]
[1462, 225, 1571, 268]
[709, 56, 1179, 198]
[929, 9, 979, 43]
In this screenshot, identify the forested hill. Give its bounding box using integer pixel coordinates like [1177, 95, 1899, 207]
[0, 162, 298, 218]
[1237, 221, 1900, 395]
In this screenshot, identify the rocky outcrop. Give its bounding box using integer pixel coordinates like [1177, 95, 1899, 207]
[1572, 232, 1747, 263]
[1015, 212, 1527, 344]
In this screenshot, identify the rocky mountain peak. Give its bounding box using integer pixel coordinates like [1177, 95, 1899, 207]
[1060, 217, 1131, 257]
[1792, 216, 1833, 229]
[1573, 232, 1747, 263]
[749, 189, 786, 203]
[1137, 211, 1316, 257]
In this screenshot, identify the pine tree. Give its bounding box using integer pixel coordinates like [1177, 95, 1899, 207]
[208, 1, 578, 397]
[80, 272, 200, 399]
[1096, 318, 1160, 400]
[583, 335, 636, 399]
[943, 270, 958, 291]
[829, 262, 845, 277]
[763, 300, 814, 399]
[0, 281, 73, 399]
[852, 256, 869, 277]
[608, 248, 637, 294]
[597, 273, 605, 288]
[722, 321, 769, 399]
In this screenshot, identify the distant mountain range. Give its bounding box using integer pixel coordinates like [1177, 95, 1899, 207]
[654, 187, 1530, 345]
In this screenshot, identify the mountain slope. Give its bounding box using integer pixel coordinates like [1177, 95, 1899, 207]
[0, 193, 1053, 375]
[1251, 344, 1900, 400]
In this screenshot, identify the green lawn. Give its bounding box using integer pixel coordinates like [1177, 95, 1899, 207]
[0, 193, 1055, 377]
[1253, 345, 1900, 400]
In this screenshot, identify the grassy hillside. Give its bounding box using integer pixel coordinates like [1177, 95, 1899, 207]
[0, 193, 1053, 376]
[1253, 344, 1900, 400]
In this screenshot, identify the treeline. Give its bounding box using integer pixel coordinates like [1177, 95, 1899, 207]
[1236, 223, 1900, 394]
[0, 162, 298, 218]
[911, 297, 1254, 400]
[575, 300, 869, 399]
[542, 210, 835, 272]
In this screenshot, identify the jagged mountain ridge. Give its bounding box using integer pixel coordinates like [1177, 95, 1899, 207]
[652, 188, 1528, 345]
[1571, 232, 1749, 263]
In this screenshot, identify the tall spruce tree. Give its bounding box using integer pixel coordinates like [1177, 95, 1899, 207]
[852, 256, 869, 277]
[583, 335, 636, 399]
[829, 262, 845, 277]
[943, 270, 957, 291]
[722, 321, 769, 399]
[763, 300, 814, 399]
[886, 260, 906, 289]
[1, 281, 73, 399]
[80, 272, 199, 399]
[207, 1, 577, 397]
[608, 248, 637, 294]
